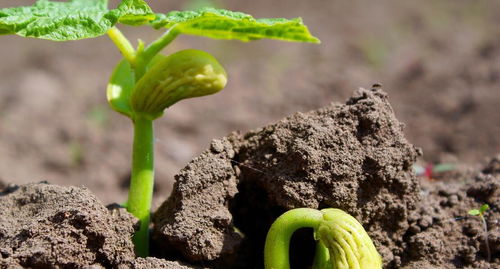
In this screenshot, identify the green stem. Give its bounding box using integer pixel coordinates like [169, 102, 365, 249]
[264, 208, 324, 269]
[110, 25, 179, 258]
[135, 26, 180, 79]
[127, 115, 155, 257]
[312, 241, 331, 269]
[480, 215, 491, 262]
[107, 27, 136, 66]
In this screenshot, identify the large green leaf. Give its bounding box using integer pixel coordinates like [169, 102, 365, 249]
[0, 0, 154, 41]
[152, 8, 320, 43]
[117, 0, 155, 26]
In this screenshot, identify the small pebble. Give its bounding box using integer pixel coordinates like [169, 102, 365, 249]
[463, 222, 480, 236]
[210, 139, 224, 153]
[233, 165, 241, 177]
[408, 224, 421, 234]
[227, 148, 235, 159]
[418, 215, 433, 229]
[447, 194, 459, 206]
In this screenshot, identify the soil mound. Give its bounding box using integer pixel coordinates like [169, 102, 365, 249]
[0, 182, 136, 268]
[0, 182, 193, 268]
[153, 87, 421, 268]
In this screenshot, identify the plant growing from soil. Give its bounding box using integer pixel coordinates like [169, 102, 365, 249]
[468, 203, 491, 262]
[0, 0, 319, 256]
[264, 208, 382, 269]
[414, 163, 456, 179]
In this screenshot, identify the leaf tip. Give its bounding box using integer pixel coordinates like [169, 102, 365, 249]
[480, 204, 490, 213]
[310, 36, 321, 44]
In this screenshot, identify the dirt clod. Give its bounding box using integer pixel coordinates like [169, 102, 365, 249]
[0, 182, 137, 268]
[153, 88, 421, 268]
[0, 182, 196, 269]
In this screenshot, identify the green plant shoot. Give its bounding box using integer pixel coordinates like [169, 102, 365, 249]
[468, 203, 489, 217]
[468, 203, 491, 262]
[0, 0, 319, 257]
[264, 208, 382, 269]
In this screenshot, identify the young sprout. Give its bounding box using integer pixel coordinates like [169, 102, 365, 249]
[468, 204, 491, 262]
[1, 0, 319, 257]
[414, 163, 456, 179]
[264, 208, 382, 269]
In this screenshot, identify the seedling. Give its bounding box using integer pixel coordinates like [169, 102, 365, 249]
[0, 0, 319, 256]
[468, 203, 491, 262]
[414, 163, 456, 179]
[265, 208, 382, 269]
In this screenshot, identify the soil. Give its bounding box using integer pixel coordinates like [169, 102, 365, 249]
[0, 0, 499, 206]
[1, 88, 498, 268]
[151, 88, 498, 269]
[0, 182, 195, 269]
[400, 159, 500, 269]
[0, 0, 499, 268]
[152, 88, 420, 268]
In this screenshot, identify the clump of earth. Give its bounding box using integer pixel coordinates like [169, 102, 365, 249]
[1, 88, 498, 268]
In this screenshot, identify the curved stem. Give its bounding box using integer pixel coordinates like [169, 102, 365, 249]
[127, 115, 155, 257]
[107, 27, 136, 66]
[144, 26, 180, 63]
[135, 26, 180, 79]
[312, 241, 331, 269]
[480, 215, 491, 262]
[264, 208, 323, 269]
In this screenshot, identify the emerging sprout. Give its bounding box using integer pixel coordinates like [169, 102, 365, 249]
[264, 208, 382, 269]
[468, 203, 490, 217]
[468, 204, 491, 262]
[317, 209, 382, 269]
[0, 0, 319, 257]
[131, 49, 227, 119]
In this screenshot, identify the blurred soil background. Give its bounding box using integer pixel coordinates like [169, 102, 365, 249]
[0, 0, 499, 207]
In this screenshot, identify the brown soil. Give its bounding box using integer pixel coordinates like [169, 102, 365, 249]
[151, 88, 498, 268]
[0, 0, 499, 268]
[400, 157, 500, 269]
[0, 182, 194, 269]
[153, 88, 420, 268]
[0, 88, 498, 268]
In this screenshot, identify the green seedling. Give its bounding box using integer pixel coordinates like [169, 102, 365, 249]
[265, 208, 382, 269]
[414, 163, 456, 179]
[0, 0, 319, 256]
[468, 203, 491, 262]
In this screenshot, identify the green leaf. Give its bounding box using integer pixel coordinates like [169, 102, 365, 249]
[0, 0, 155, 41]
[468, 209, 480, 216]
[0, 0, 113, 40]
[117, 0, 155, 26]
[151, 7, 320, 43]
[480, 204, 490, 214]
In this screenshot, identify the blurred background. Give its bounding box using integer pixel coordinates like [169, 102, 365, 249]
[0, 0, 499, 206]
